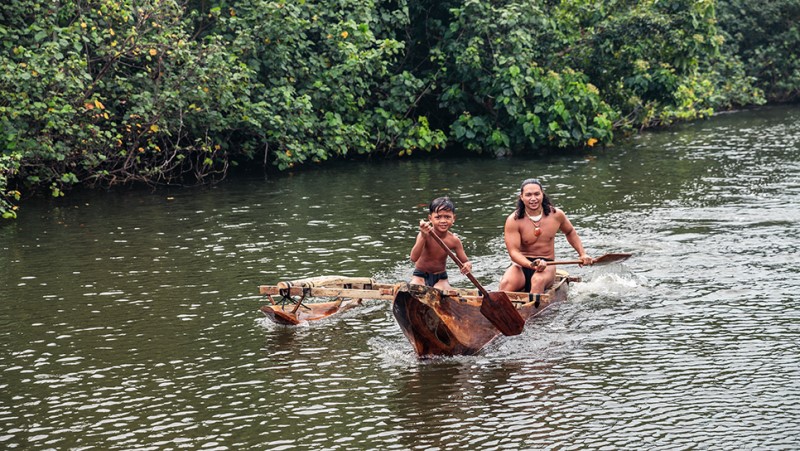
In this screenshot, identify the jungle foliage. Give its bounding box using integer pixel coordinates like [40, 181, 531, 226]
[716, 0, 800, 103]
[1, 0, 795, 218]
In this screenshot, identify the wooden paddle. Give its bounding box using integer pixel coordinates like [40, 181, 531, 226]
[425, 227, 525, 336]
[546, 253, 632, 266]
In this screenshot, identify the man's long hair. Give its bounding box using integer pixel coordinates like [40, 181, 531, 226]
[514, 179, 553, 219]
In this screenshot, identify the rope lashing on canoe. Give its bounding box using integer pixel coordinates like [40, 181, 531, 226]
[261, 278, 381, 316]
[528, 293, 541, 309]
[276, 288, 292, 305]
[291, 287, 311, 314]
[270, 282, 312, 313]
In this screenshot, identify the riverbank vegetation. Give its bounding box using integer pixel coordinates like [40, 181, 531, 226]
[2, 0, 797, 219]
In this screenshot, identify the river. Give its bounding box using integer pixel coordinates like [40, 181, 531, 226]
[1, 105, 798, 449]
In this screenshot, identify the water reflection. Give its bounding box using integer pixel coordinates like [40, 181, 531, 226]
[1, 106, 799, 449]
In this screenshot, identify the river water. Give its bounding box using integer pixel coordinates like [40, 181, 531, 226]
[1, 105, 799, 449]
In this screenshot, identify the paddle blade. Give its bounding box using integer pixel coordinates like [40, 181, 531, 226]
[593, 253, 632, 265]
[480, 292, 525, 336]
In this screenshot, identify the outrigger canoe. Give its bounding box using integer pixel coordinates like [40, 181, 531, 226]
[392, 270, 578, 357]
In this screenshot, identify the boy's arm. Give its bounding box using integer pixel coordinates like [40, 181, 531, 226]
[410, 220, 431, 262]
[452, 235, 472, 273]
[410, 232, 426, 262]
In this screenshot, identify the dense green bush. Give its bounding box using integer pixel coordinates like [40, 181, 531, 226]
[2, 0, 795, 219]
[421, 0, 618, 155]
[717, 0, 800, 102]
[0, 0, 444, 218]
[214, 0, 446, 169]
[0, 0, 258, 218]
[540, 0, 766, 126]
[402, 0, 763, 152]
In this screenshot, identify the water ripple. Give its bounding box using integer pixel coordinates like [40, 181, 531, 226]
[2, 106, 800, 449]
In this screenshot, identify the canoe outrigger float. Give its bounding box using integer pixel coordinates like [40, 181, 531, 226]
[392, 270, 578, 357]
[259, 276, 396, 326]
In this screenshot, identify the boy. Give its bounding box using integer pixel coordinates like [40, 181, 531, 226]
[410, 197, 472, 289]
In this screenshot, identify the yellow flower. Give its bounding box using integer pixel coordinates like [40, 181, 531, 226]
[341, 31, 348, 39]
[150, 124, 160, 132]
[149, 48, 157, 56]
[81, 22, 87, 29]
[587, 138, 598, 147]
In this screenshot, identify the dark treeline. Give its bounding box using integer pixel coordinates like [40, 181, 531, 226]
[1, 0, 798, 218]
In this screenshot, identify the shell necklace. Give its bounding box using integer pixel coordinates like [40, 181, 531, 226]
[528, 211, 543, 237]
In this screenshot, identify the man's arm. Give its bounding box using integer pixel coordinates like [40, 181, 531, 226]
[560, 215, 592, 265]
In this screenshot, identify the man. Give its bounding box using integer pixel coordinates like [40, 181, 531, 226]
[498, 178, 593, 293]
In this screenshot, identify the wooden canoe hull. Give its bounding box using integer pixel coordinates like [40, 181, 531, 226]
[392, 272, 571, 357]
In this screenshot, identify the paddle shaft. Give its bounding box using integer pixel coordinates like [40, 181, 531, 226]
[546, 259, 586, 266]
[425, 229, 491, 298]
[546, 252, 632, 266]
[421, 223, 525, 336]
